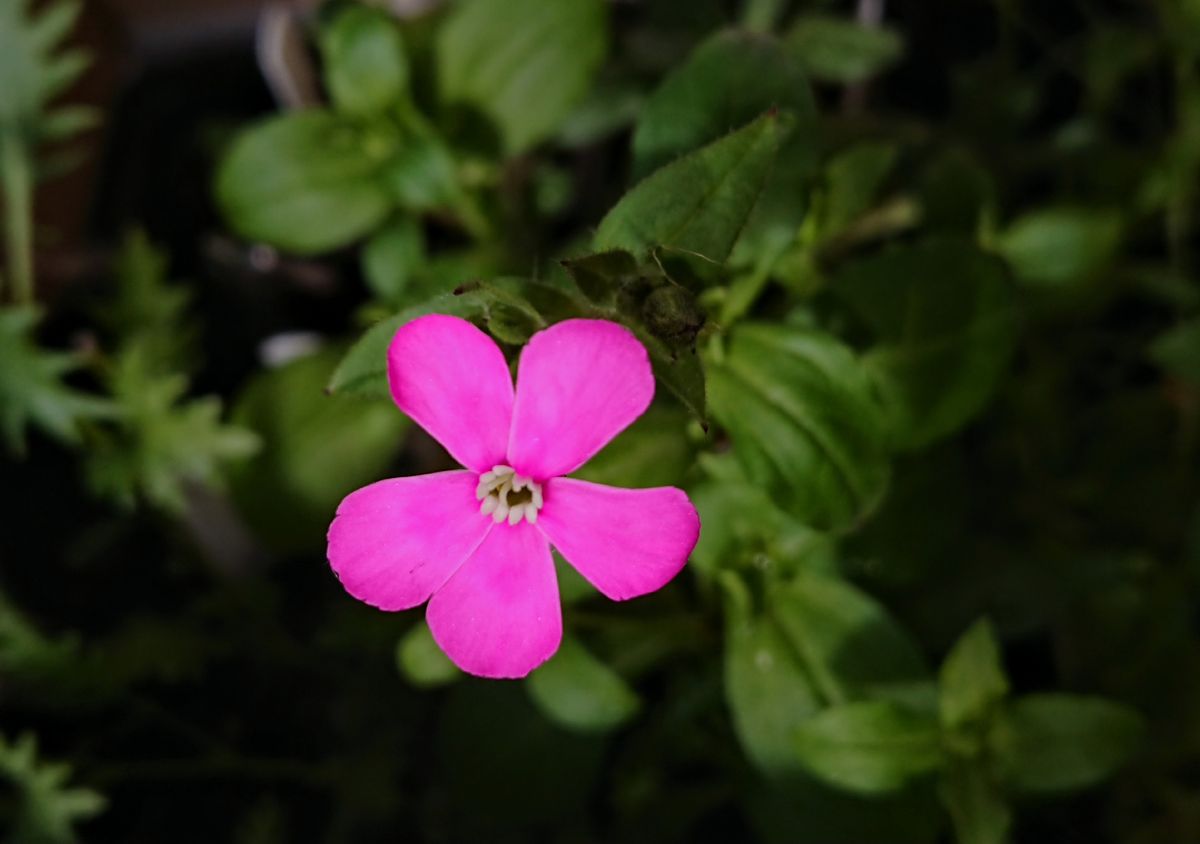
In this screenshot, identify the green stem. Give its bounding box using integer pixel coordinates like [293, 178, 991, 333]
[0, 130, 34, 305]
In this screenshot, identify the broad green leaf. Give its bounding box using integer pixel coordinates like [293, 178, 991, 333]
[574, 403, 694, 488]
[228, 347, 407, 553]
[772, 573, 929, 705]
[786, 15, 903, 84]
[320, 5, 409, 115]
[0, 732, 105, 844]
[437, 0, 607, 154]
[1150, 317, 1200, 384]
[632, 29, 817, 180]
[527, 636, 640, 733]
[835, 239, 1018, 450]
[708, 323, 891, 531]
[596, 111, 789, 263]
[996, 207, 1121, 288]
[793, 701, 941, 794]
[0, 307, 113, 455]
[939, 618, 1009, 733]
[215, 111, 395, 254]
[396, 624, 459, 688]
[995, 694, 1143, 794]
[940, 760, 1012, 844]
[724, 577, 822, 776]
[362, 217, 426, 306]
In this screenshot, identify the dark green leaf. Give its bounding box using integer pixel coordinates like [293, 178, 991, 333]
[940, 760, 1012, 844]
[1150, 317, 1200, 384]
[786, 15, 904, 84]
[996, 207, 1122, 288]
[437, 0, 608, 154]
[835, 239, 1018, 450]
[595, 111, 789, 263]
[574, 403, 694, 488]
[793, 701, 942, 794]
[995, 694, 1143, 793]
[215, 111, 395, 254]
[708, 323, 891, 531]
[821, 142, 899, 235]
[320, 5, 409, 115]
[527, 636, 640, 733]
[939, 618, 1009, 732]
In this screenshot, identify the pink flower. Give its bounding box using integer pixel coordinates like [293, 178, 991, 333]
[327, 315, 701, 679]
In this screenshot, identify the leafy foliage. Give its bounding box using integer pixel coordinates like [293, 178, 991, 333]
[0, 733, 104, 844]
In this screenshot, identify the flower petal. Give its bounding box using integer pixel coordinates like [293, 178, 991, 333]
[537, 478, 699, 601]
[328, 471, 491, 611]
[388, 314, 513, 472]
[426, 522, 561, 678]
[508, 319, 654, 479]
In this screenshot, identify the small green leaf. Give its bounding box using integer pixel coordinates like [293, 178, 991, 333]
[995, 694, 1143, 794]
[0, 732, 105, 844]
[215, 110, 395, 254]
[940, 760, 1012, 844]
[527, 636, 640, 733]
[362, 217, 426, 306]
[396, 624, 460, 688]
[320, 5, 409, 115]
[996, 206, 1121, 288]
[835, 239, 1018, 450]
[1150, 317, 1200, 384]
[595, 111, 789, 263]
[939, 618, 1009, 732]
[437, 0, 608, 154]
[793, 701, 942, 794]
[708, 323, 891, 531]
[786, 15, 904, 84]
[723, 577, 822, 776]
[561, 249, 639, 306]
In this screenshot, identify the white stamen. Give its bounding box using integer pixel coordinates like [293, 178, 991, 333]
[475, 463, 543, 527]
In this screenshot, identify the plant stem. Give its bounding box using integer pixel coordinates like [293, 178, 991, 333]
[1, 130, 34, 305]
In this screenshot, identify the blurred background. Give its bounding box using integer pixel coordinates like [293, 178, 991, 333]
[3, 0, 1200, 841]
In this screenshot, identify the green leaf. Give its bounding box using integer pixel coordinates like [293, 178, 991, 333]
[437, 0, 608, 154]
[708, 323, 891, 531]
[215, 110, 395, 254]
[527, 636, 640, 733]
[631, 29, 816, 181]
[362, 217, 426, 306]
[320, 5, 409, 115]
[995, 207, 1122, 288]
[0, 732, 105, 844]
[723, 577, 822, 776]
[940, 760, 1012, 844]
[939, 618, 1009, 733]
[0, 592, 78, 686]
[1150, 317, 1200, 384]
[396, 624, 460, 688]
[820, 142, 899, 235]
[574, 403, 694, 488]
[835, 239, 1019, 450]
[793, 701, 942, 794]
[0, 0, 89, 137]
[630, 324, 708, 424]
[0, 306, 113, 455]
[786, 15, 904, 84]
[384, 127, 461, 212]
[994, 694, 1143, 794]
[772, 573, 929, 705]
[98, 229, 192, 368]
[595, 111, 789, 263]
[228, 347, 407, 553]
[561, 249, 639, 305]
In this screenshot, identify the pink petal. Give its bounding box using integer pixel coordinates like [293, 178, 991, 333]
[537, 478, 699, 601]
[327, 471, 491, 611]
[426, 522, 561, 678]
[388, 314, 513, 472]
[508, 319, 654, 479]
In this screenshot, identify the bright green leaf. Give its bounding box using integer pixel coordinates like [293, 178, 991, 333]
[320, 5, 409, 115]
[835, 239, 1018, 450]
[527, 636, 640, 733]
[0, 732, 105, 844]
[595, 111, 789, 263]
[995, 694, 1143, 794]
[939, 618, 1009, 732]
[362, 217, 426, 306]
[708, 323, 891, 531]
[996, 206, 1122, 288]
[437, 0, 608, 154]
[793, 700, 942, 794]
[396, 624, 460, 688]
[786, 15, 903, 84]
[215, 110, 395, 254]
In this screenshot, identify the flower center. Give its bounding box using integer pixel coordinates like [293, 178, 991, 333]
[476, 464, 543, 526]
